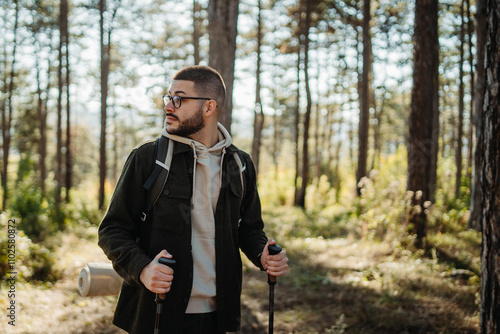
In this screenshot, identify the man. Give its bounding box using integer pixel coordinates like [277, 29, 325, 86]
[98, 65, 288, 334]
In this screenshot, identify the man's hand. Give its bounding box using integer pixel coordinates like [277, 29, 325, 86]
[261, 239, 288, 277]
[140, 250, 174, 294]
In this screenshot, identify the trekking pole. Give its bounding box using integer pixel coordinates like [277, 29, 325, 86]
[154, 257, 176, 334]
[267, 244, 282, 334]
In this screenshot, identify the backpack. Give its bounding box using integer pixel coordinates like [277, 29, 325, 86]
[140, 136, 248, 223]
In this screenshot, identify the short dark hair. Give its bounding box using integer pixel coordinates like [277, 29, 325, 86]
[173, 66, 226, 110]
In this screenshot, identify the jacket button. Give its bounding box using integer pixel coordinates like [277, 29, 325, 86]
[188, 168, 193, 174]
[189, 272, 193, 278]
[164, 189, 170, 195]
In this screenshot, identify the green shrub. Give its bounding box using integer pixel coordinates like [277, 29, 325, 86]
[0, 213, 60, 282]
[10, 178, 51, 241]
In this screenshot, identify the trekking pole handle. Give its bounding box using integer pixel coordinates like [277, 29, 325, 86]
[267, 244, 282, 285]
[268, 244, 282, 256]
[158, 257, 176, 267]
[156, 257, 176, 301]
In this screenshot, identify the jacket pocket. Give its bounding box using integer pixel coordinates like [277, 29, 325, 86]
[153, 181, 191, 235]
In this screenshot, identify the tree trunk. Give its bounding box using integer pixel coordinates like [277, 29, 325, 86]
[480, 1, 500, 329]
[99, 0, 109, 210]
[193, 0, 201, 65]
[356, 0, 371, 196]
[1, 0, 19, 211]
[466, 0, 474, 179]
[34, 38, 43, 192]
[208, 0, 239, 134]
[296, 0, 312, 208]
[469, 0, 486, 231]
[63, 0, 72, 203]
[314, 62, 322, 180]
[455, 0, 465, 198]
[56, 0, 66, 210]
[251, 0, 264, 176]
[293, 28, 301, 206]
[34, 35, 50, 198]
[407, 0, 439, 247]
[371, 87, 384, 171]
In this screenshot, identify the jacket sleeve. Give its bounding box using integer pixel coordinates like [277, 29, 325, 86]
[237, 151, 268, 270]
[98, 143, 154, 286]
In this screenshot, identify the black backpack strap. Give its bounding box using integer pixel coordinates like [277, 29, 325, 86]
[232, 151, 246, 197]
[141, 136, 173, 222]
[233, 150, 257, 223]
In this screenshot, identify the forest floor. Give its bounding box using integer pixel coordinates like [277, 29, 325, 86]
[0, 225, 480, 334]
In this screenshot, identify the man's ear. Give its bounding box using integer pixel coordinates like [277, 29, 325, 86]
[205, 100, 218, 117]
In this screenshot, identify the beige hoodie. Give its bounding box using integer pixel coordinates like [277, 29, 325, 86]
[161, 122, 232, 314]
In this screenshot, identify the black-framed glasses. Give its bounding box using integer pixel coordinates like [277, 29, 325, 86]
[162, 95, 211, 109]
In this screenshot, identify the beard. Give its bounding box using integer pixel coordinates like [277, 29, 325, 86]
[166, 106, 205, 137]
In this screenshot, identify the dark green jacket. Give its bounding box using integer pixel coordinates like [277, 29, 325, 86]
[98, 140, 268, 333]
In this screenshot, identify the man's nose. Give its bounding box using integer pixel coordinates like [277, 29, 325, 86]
[164, 100, 175, 112]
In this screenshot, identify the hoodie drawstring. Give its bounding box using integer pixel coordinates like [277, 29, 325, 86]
[191, 141, 198, 206]
[219, 147, 226, 187]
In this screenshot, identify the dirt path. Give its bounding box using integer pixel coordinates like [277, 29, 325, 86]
[1, 231, 479, 334]
[1, 228, 124, 334]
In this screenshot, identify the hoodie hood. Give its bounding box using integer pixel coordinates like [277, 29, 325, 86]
[160, 119, 232, 151]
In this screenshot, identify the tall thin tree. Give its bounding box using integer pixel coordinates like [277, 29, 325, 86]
[251, 0, 264, 175]
[64, 0, 72, 203]
[406, 0, 439, 247]
[466, 0, 474, 177]
[98, 0, 108, 210]
[1, 0, 19, 210]
[480, 0, 500, 329]
[208, 0, 239, 133]
[356, 0, 371, 196]
[293, 25, 301, 206]
[469, 0, 486, 231]
[296, 0, 312, 208]
[193, 0, 202, 65]
[98, 0, 121, 210]
[56, 0, 69, 210]
[34, 35, 46, 196]
[455, 0, 465, 198]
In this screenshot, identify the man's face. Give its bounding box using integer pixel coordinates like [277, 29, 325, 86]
[164, 80, 206, 137]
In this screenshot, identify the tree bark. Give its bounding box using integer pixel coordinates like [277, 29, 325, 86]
[407, 0, 439, 247]
[55, 0, 66, 210]
[469, 0, 487, 231]
[314, 62, 322, 180]
[193, 0, 201, 65]
[208, 0, 239, 134]
[455, 0, 465, 198]
[293, 25, 301, 206]
[466, 0, 474, 179]
[356, 0, 371, 196]
[63, 0, 72, 203]
[371, 87, 384, 171]
[251, 0, 264, 176]
[1, 0, 19, 211]
[480, 0, 500, 331]
[99, 0, 109, 210]
[296, 0, 312, 208]
[34, 34, 50, 198]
